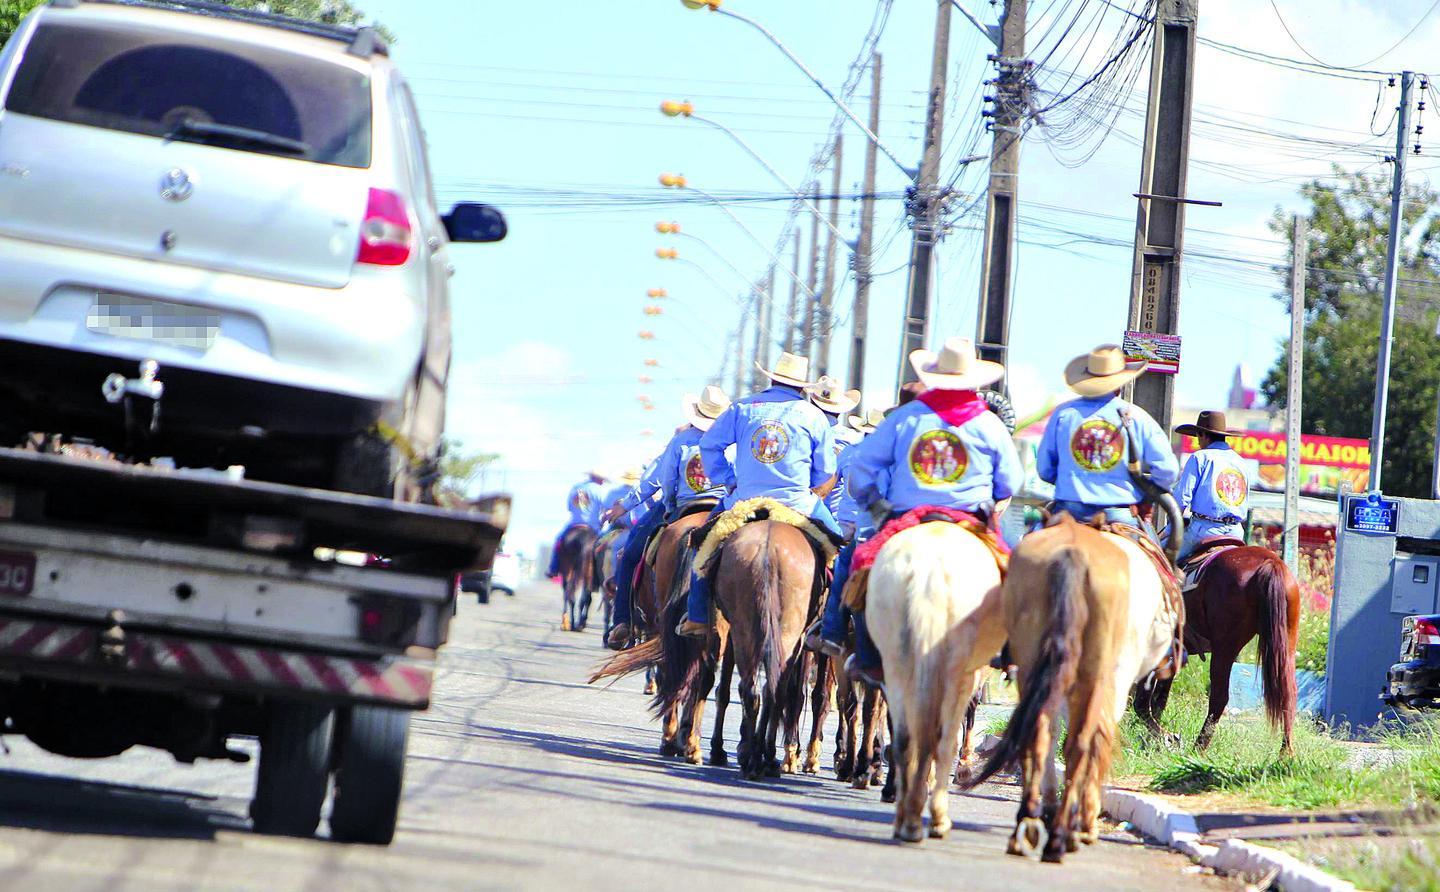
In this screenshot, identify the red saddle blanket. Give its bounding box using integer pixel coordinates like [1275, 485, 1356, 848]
[852, 506, 1008, 574]
[1181, 537, 1247, 590]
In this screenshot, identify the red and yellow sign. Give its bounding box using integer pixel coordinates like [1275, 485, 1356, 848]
[1179, 430, 1370, 495]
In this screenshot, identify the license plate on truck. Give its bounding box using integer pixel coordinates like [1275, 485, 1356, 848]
[0, 550, 36, 596]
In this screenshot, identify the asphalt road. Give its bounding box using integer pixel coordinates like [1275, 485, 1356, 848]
[0, 582, 1235, 890]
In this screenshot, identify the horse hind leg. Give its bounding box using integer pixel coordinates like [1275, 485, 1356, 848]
[892, 694, 931, 844]
[682, 658, 714, 765]
[931, 673, 980, 839]
[643, 664, 657, 697]
[1007, 709, 1053, 859]
[709, 640, 734, 766]
[659, 702, 682, 757]
[803, 653, 832, 775]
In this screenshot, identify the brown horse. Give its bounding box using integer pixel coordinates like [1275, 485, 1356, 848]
[1133, 545, 1299, 754]
[557, 525, 597, 632]
[832, 656, 888, 790]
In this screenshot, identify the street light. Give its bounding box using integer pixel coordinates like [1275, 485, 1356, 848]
[655, 222, 681, 234]
[658, 172, 688, 188]
[646, 287, 669, 298]
[656, 247, 679, 260]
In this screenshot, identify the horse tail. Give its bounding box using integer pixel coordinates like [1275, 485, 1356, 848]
[650, 535, 707, 720]
[1251, 557, 1298, 732]
[966, 544, 1089, 789]
[588, 637, 663, 684]
[755, 523, 785, 704]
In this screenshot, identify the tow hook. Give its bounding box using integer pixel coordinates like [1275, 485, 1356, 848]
[98, 608, 126, 665]
[102, 359, 164, 450]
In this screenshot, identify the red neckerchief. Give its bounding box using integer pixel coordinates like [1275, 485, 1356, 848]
[916, 388, 989, 427]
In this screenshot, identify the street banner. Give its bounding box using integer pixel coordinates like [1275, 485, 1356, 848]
[1122, 330, 1181, 374]
[1179, 429, 1370, 496]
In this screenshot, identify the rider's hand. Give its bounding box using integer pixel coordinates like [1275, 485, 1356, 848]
[867, 499, 893, 529]
[602, 505, 625, 524]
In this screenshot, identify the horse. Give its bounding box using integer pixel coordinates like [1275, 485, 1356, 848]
[1133, 544, 1299, 755]
[865, 521, 1008, 843]
[832, 655, 888, 790]
[557, 525, 597, 632]
[966, 516, 1178, 863]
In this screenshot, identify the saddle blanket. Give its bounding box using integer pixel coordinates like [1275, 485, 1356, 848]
[692, 497, 840, 574]
[1181, 538, 1247, 591]
[842, 506, 1010, 612]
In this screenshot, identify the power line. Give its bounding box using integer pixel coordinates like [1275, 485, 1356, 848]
[1269, 0, 1440, 71]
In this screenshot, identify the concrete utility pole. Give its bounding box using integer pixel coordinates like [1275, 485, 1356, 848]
[974, 0, 1027, 375]
[818, 135, 844, 377]
[897, 0, 954, 386]
[802, 183, 822, 363]
[850, 53, 882, 395]
[732, 316, 746, 397]
[1283, 215, 1307, 575]
[1125, 0, 1200, 430]
[784, 229, 800, 354]
[1373, 71, 1415, 494]
[751, 268, 775, 391]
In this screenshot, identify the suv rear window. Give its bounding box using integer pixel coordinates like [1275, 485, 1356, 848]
[4, 20, 372, 168]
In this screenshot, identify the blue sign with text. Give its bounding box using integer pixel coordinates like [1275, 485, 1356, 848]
[1345, 493, 1400, 535]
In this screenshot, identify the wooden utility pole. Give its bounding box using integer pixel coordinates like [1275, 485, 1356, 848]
[818, 136, 843, 377]
[801, 183, 821, 363]
[850, 53, 881, 395]
[1283, 215, 1307, 574]
[784, 229, 800, 354]
[974, 0, 1027, 374]
[897, 0, 954, 386]
[1126, 0, 1199, 430]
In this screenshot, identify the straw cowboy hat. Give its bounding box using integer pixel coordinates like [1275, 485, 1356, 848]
[756, 351, 815, 388]
[908, 337, 1005, 391]
[1064, 344, 1148, 397]
[682, 385, 731, 432]
[618, 467, 642, 486]
[848, 407, 887, 434]
[805, 375, 861, 415]
[1175, 410, 1241, 440]
[587, 468, 608, 480]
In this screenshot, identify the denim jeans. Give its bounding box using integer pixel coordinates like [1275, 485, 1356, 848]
[819, 539, 859, 642]
[612, 503, 666, 628]
[1177, 517, 1244, 563]
[1050, 499, 1140, 526]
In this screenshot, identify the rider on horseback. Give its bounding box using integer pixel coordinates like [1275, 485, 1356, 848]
[603, 385, 733, 649]
[1173, 410, 1255, 563]
[546, 469, 609, 578]
[676, 352, 842, 639]
[817, 337, 1024, 687]
[1037, 344, 1178, 528]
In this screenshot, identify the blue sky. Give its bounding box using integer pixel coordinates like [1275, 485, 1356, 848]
[361, 0, 1440, 553]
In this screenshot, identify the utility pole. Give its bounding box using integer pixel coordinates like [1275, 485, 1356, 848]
[784, 229, 800, 355]
[1373, 71, 1415, 493]
[850, 53, 881, 395]
[802, 183, 822, 363]
[974, 0, 1027, 375]
[749, 267, 775, 391]
[1283, 215, 1307, 574]
[818, 135, 843, 377]
[732, 314, 746, 397]
[1125, 0, 1200, 430]
[897, 0, 954, 386]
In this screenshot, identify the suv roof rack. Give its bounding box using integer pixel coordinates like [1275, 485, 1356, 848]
[48, 0, 390, 56]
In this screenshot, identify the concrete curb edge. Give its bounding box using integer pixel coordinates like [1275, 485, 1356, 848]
[1103, 789, 1357, 892]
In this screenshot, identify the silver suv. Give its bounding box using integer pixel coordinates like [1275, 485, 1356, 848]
[0, 0, 505, 497]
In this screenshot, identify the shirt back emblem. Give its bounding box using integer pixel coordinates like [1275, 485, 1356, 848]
[1070, 419, 1123, 472]
[1215, 467, 1248, 508]
[910, 429, 969, 485]
[684, 453, 711, 492]
[751, 421, 790, 464]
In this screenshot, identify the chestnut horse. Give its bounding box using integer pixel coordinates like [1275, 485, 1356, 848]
[1133, 545, 1299, 754]
[557, 525, 596, 632]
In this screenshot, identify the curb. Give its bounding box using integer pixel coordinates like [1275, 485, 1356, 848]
[1103, 790, 1356, 892]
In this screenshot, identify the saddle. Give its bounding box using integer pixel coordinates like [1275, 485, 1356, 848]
[644, 499, 720, 568]
[690, 497, 842, 575]
[841, 506, 1010, 612]
[1088, 516, 1186, 681]
[1180, 537, 1247, 592]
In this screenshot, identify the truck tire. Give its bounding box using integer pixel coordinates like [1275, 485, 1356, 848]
[329, 704, 410, 845]
[250, 702, 335, 837]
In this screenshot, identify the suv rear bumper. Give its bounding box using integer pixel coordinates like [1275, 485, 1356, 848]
[0, 230, 424, 408]
[0, 612, 434, 709]
[1383, 658, 1440, 708]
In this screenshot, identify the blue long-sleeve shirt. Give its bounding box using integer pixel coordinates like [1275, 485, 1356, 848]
[699, 385, 837, 516]
[1176, 442, 1255, 524]
[1037, 395, 1178, 507]
[826, 425, 863, 521]
[848, 400, 1023, 514]
[564, 479, 607, 530]
[620, 425, 729, 514]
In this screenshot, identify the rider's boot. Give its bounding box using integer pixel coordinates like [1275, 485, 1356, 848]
[675, 570, 711, 639]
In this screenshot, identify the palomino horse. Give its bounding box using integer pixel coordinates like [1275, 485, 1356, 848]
[557, 525, 597, 632]
[1134, 545, 1299, 754]
[968, 516, 1177, 863]
[866, 521, 1007, 843]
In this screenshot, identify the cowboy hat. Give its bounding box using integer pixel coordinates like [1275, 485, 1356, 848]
[618, 467, 642, 486]
[1175, 410, 1241, 440]
[805, 375, 861, 415]
[909, 336, 1005, 391]
[848, 407, 887, 434]
[1064, 344, 1148, 397]
[586, 468, 608, 481]
[682, 384, 731, 432]
[755, 351, 815, 388]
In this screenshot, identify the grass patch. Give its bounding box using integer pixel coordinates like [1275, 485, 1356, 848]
[1274, 835, 1440, 892]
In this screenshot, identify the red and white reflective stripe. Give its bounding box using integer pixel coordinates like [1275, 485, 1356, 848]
[0, 617, 431, 706]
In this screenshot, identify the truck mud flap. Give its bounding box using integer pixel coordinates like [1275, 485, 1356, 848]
[0, 616, 432, 708]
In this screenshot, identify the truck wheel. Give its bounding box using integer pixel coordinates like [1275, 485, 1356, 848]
[329, 704, 411, 845]
[250, 702, 335, 837]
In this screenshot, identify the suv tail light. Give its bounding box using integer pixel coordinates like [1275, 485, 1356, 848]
[1416, 618, 1440, 649]
[357, 188, 412, 266]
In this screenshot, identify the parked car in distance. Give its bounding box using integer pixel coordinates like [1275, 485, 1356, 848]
[1384, 614, 1440, 710]
[490, 550, 520, 596]
[0, 0, 507, 498]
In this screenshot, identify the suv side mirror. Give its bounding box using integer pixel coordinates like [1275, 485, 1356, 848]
[442, 203, 507, 243]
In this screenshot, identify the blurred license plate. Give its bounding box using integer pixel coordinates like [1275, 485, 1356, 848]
[87, 294, 219, 350]
[0, 550, 36, 597]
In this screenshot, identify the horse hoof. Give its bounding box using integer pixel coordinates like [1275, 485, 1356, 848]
[851, 775, 870, 791]
[1042, 839, 1067, 864]
[1065, 834, 1080, 853]
[953, 762, 974, 787]
[1076, 829, 1099, 847]
[880, 789, 896, 804]
[708, 750, 729, 767]
[560, 614, 571, 632]
[765, 761, 782, 779]
[1008, 817, 1045, 858]
[684, 747, 702, 766]
[895, 823, 926, 844]
[659, 739, 681, 758]
[801, 759, 820, 776]
[643, 681, 657, 696]
[928, 819, 951, 839]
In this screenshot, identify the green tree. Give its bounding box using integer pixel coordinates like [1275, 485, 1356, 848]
[1262, 167, 1440, 497]
[2, 0, 389, 46]
[436, 438, 499, 502]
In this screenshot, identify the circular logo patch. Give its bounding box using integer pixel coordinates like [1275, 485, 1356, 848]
[909, 429, 969, 485]
[1070, 420, 1123, 472]
[684, 453, 711, 492]
[750, 422, 789, 464]
[1215, 468, 1248, 508]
